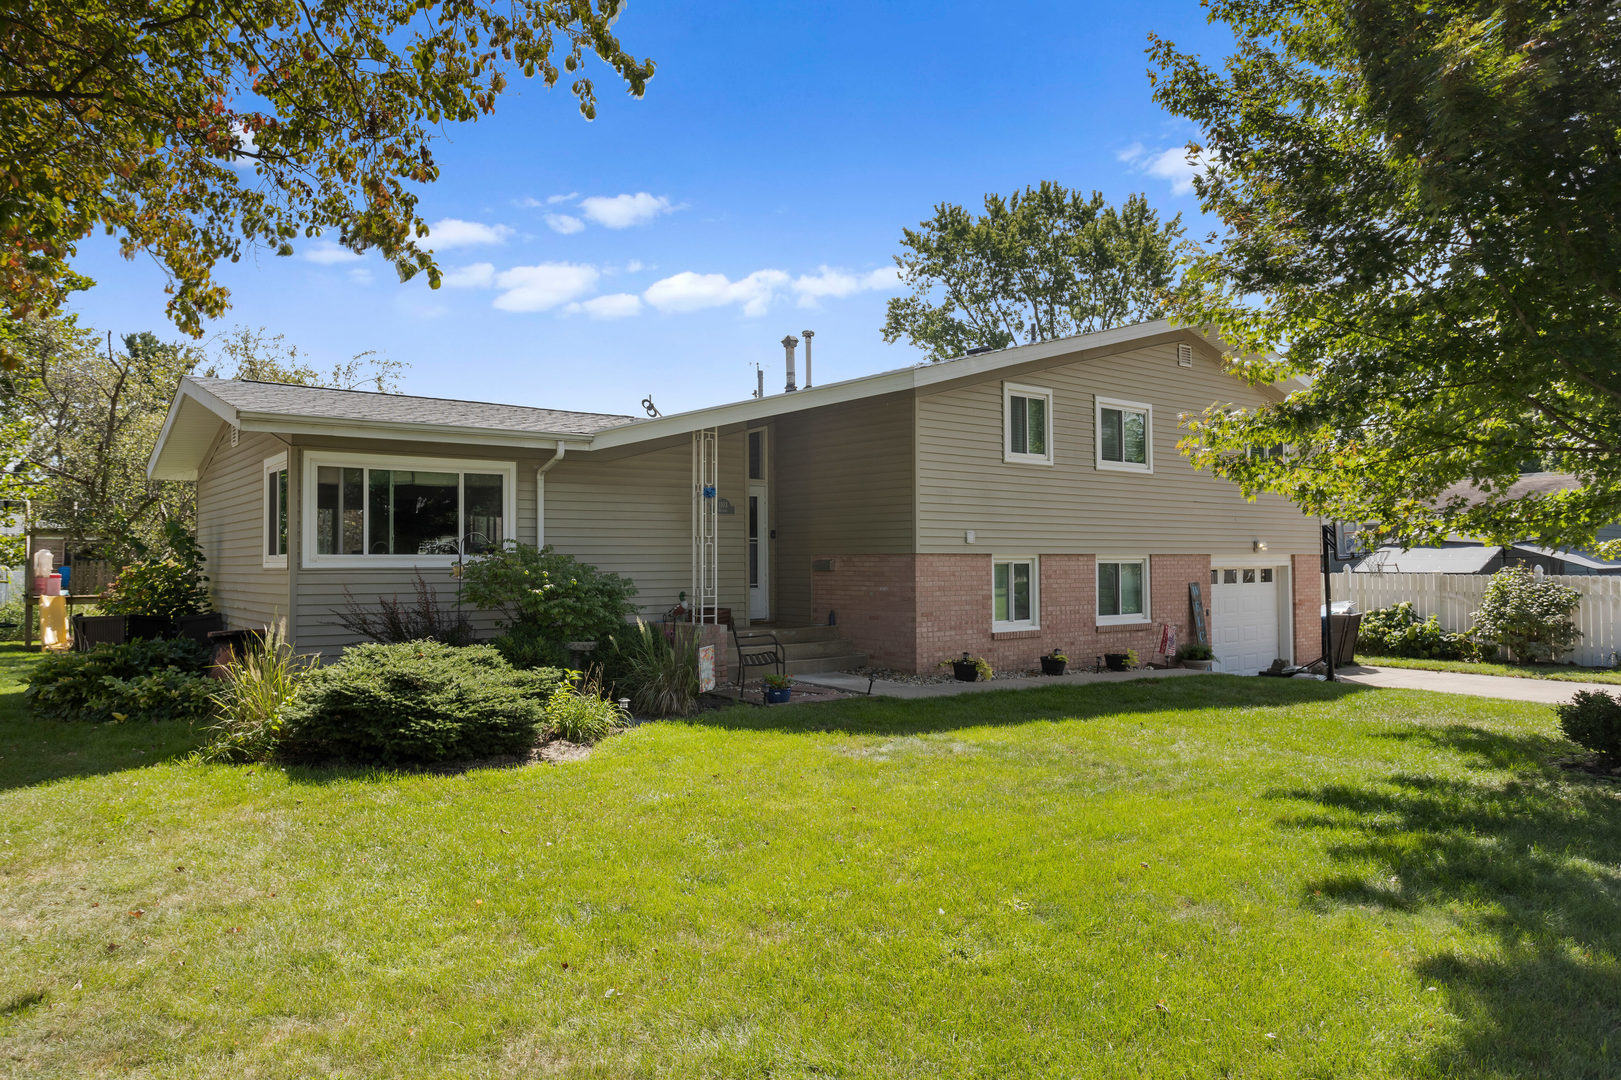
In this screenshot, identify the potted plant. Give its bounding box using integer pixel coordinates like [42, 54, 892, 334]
[943, 653, 993, 682]
[1175, 641, 1215, 671]
[1103, 648, 1139, 672]
[763, 672, 793, 704]
[1039, 649, 1068, 676]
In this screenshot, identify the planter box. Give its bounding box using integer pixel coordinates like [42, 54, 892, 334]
[1103, 653, 1131, 672]
[126, 615, 173, 641]
[1180, 659, 1214, 671]
[1039, 656, 1067, 676]
[72, 614, 126, 651]
[951, 660, 980, 682]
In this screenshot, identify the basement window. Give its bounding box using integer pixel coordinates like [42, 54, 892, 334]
[993, 556, 1039, 632]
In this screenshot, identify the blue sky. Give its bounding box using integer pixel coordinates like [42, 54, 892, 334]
[68, 0, 1231, 416]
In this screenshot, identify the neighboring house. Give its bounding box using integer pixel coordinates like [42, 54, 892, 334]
[1343, 473, 1621, 576]
[147, 319, 1324, 674]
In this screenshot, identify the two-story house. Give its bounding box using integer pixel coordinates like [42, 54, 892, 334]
[148, 320, 1322, 674]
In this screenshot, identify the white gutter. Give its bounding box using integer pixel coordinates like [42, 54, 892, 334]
[535, 442, 568, 546]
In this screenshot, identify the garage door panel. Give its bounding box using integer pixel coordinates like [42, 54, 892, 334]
[1211, 568, 1282, 675]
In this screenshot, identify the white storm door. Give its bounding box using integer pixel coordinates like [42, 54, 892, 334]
[748, 482, 769, 620]
[1211, 567, 1282, 675]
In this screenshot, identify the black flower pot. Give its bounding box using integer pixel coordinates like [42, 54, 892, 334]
[951, 660, 980, 682]
[1103, 653, 1130, 672]
[1039, 656, 1067, 676]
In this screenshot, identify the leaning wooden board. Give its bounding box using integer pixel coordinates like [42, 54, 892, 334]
[1188, 583, 1209, 646]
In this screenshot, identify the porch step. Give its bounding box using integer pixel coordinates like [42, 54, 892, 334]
[743, 624, 844, 644]
[723, 624, 868, 678]
[784, 652, 867, 677]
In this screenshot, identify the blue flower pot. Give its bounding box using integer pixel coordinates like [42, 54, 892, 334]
[765, 687, 792, 704]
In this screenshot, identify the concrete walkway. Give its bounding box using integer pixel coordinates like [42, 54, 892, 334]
[1332, 664, 1612, 704]
[796, 666, 1198, 700]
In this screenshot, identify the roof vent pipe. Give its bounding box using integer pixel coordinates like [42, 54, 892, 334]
[754, 364, 764, 400]
[781, 334, 799, 393]
[801, 329, 814, 388]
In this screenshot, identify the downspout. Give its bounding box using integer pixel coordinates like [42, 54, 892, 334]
[537, 441, 568, 547]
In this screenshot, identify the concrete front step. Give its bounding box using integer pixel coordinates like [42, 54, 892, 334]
[783, 652, 867, 677]
[741, 624, 844, 644]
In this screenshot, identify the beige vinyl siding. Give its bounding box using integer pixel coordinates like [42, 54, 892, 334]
[542, 433, 749, 622]
[915, 341, 1319, 555]
[773, 392, 915, 624]
[195, 426, 291, 630]
[289, 439, 544, 654]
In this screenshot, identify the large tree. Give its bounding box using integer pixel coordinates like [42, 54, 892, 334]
[0, 0, 652, 361]
[199, 325, 406, 392]
[1148, 0, 1621, 554]
[882, 185, 1188, 361]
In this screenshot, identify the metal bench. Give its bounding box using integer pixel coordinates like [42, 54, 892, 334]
[730, 624, 784, 703]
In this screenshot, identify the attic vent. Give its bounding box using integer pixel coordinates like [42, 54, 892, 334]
[1177, 343, 1194, 367]
[230, 426, 240, 447]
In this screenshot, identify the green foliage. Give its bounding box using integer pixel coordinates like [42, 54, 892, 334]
[1175, 641, 1214, 661]
[762, 673, 793, 690]
[542, 683, 627, 744]
[1471, 567, 1582, 663]
[278, 641, 567, 764]
[2, 2, 653, 341]
[942, 655, 994, 682]
[199, 325, 406, 392]
[334, 572, 472, 646]
[26, 638, 213, 723]
[197, 624, 315, 763]
[1150, 0, 1621, 555]
[883, 185, 1187, 360]
[491, 621, 566, 670]
[101, 521, 210, 619]
[462, 543, 637, 653]
[1556, 691, 1621, 766]
[603, 620, 699, 718]
[1356, 603, 1476, 661]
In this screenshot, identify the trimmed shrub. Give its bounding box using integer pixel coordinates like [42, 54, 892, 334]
[1556, 691, 1621, 766]
[26, 638, 213, 723]
[101, 521, 211, 620]
[197, 623, 315, 763]
[461, 543, 636, 656]
[1356, 602, 1476, 661]
[602, 620, 699, 718]
[1472, 566, 1582, 663]
[278, 641, 568, 764]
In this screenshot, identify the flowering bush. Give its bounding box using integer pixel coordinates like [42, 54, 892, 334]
[1471, 566, 1582, 663]
[461, 543, 637, 659]
[1356, 602, 1476, 660]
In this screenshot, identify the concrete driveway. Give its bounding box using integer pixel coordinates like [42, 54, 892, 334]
[1334, 664, 1614, 704]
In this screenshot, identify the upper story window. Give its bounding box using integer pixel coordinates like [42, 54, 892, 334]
[263, 452, 288, 569]
[1096, 397, 1152, 473]
[1004, 382, 1053, 465]
[993, 556, 1039, 632]
[301, 451, 515, 568]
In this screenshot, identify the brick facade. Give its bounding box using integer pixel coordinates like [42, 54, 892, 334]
[814, 551, 1215, 674]
[1291, 553, 1324, 664]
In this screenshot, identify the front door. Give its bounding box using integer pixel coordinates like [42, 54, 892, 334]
[748, 482, 769, 620]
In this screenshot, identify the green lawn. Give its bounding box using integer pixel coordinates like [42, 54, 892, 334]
[1359, 653, 1621, 685]
[2, 645, 1617, 1078]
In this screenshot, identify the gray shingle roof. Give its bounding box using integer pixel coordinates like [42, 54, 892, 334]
[189, 377, 638, 437]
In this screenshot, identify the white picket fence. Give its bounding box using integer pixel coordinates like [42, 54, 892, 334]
[1336, 569, 1621, 667]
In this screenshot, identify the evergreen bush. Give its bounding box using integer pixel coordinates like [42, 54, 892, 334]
[1555, 691, 1621, 766]
[26, 638, 213, 723]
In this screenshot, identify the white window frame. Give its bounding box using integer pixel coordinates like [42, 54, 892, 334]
[1095, 396, 1153, 473]
[1003, 382, 1055, 465]
[991, 555, 1040, 633]
[1096, 556, 1151, 625]
[300, 450, 517, 570]
[263, 452, 289, 569]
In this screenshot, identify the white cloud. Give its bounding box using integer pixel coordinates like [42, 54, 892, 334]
[491, 263, 600, 312]
[548, 192, 580, 205]
[347, 267, 374, 286]
[303, 241, 363, 265]
[229, 123, 260, 169]
[545, 213, 585, 235]
[579, 192, 677, 229]
[566, 293, 643, 320]
[1116, 141, 1145, 164]
[790, 265, 903, 307]
[441, 262, 496, 289]
[625, 259, 645, 273]
[426, 217, 514, 248]
[643, 269, 789, 317]
[1125, 145, 1210, 197]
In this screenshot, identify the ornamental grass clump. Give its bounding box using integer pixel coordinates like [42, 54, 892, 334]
[543, 671, 628, 743]
[603, 620, 699, 718]
[279, 641, 568, 765]
[197, 623, 315, 763]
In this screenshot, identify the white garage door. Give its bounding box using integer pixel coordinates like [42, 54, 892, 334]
[1211, 567, 1282, 675]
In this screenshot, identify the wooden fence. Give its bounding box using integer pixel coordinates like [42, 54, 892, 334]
[1337, 569, 1621, 667]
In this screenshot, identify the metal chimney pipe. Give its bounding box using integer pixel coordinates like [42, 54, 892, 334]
[754, 364, 764, 399]
[801, 329, 814, 388]
[781, 334, 799, 393]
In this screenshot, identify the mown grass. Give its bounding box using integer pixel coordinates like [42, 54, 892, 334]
[1359, 653, 1621, 685]
[2, 643, 1617, 1078]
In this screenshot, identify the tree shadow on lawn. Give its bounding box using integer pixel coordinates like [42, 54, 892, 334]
[0, 716, 203, 792]
[1276, 724, 1621, 1078]
[683, 674, 1372, 737]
